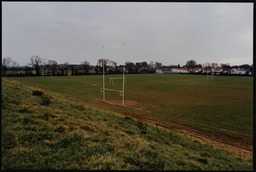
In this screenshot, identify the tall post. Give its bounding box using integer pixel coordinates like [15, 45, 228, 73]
[207, 62, 209, 80]
[122, 65, 125, 106]
[122, 42, 126, 106]
[103, 59, 105, 101]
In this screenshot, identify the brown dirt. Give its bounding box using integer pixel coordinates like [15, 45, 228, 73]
[105, 100, 138, 106]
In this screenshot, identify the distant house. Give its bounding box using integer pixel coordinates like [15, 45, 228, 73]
[202, 68, 211, 74]
[223, 68, 249, 75]
[212, 68, 222, 75]
[182, 68, 190, 73]
[193, 68, 202, 73]
[156, 69, 163, 74]
[237, 69, 248, 75]
[171, 68, 182, 73]
[171, 68, 195, 74]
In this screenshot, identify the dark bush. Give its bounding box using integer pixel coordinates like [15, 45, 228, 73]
[41, 113, 56, 120]
[23, 116, 34, 125]
[54, 125, 68, 133]
[135, 121, 148, 134]
[41, 94, 52, 105]
[19, 107, 33, 113]
[197, 157, 208, 164]
[32, 90, 44, 96]
[75, 104, 85, 110]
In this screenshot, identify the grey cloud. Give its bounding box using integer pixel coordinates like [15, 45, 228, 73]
[2, 2, 253, 66]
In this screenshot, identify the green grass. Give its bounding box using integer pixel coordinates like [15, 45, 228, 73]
[6, 74, 253, 139]
[1, 79, 252, 170]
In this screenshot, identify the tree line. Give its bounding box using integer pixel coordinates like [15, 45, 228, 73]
[1, 56, 253, 77]
[2, 56, 165, 77]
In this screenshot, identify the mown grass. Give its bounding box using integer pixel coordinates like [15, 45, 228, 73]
[7, 74, 253, 138]
[1, 79, 252, 170]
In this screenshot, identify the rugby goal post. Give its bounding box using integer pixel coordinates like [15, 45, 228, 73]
[206, 62, 213, 80]
[101, 59, 126, 106]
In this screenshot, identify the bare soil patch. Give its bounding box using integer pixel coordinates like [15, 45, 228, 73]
[105, 100, 138, 106]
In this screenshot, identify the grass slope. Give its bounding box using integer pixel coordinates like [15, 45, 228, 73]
[7, 74, 253, 138]
[2, 79, 252, 170]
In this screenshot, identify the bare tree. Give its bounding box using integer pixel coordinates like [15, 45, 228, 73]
[108, 60, 119, 74]
[81, 61, 90, 74]
[149, 61, 154, 69]
[110, 61, 119, 73]
[97, 59, 110, 74]
[64, 62, 69, 75]
[155, 62, 162, 69]
[2, 57, 13, 75]
[186, 60, 197, 68]
[59, 64, 65, 75]
[141, 61, 148, 73]
[41, 58, 48, 75]
[48, 60, 58, 76]
[10, 60, 19, 74]
[30, 55, 43, 76]
[125, 61, 135, 74]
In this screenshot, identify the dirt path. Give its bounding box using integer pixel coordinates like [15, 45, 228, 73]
[69, 95, 252, 153]
[105, 99, 138, 106]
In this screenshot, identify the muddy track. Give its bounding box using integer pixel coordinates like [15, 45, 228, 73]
[122, 110, 252, 152]
[70, 95, 252, 152]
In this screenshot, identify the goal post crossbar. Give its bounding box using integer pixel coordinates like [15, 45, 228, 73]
[101, 88, 123, 92]
[109, 77, 123, 79]
[101, 88, 124, 96]
[109, 77, 127, 84]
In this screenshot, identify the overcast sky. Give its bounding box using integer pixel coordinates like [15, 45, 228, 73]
[2, 2, 253, 66]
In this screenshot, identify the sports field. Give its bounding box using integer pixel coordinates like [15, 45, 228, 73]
[7, 74, 253, 149]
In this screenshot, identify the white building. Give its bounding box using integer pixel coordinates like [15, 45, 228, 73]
[156, 69, 163, 74]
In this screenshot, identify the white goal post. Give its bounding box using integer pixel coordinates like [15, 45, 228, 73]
[109, 77, 127, 84]
[101, 59, 126, 106]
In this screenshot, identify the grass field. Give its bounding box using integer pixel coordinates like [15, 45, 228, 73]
[2, 79, 252, 170]
[6, 74, 253, 147]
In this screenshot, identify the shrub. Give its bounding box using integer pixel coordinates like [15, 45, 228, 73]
[41, 94, 52, 105]
[135, 121, 148, 134]
[32, 90, 44, 96]
[23, 116, 34, 125]
[19, 107, 33, 113]
[54, 124, 69, 133]
[41, 112, 56, 120]
[75, 104, 85, 111]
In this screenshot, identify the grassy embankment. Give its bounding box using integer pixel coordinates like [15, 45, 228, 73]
[8, 74, 253, 139]
[2, 79, 252, 170]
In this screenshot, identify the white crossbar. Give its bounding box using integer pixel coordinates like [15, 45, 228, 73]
[104, 88, 123, 92]
[109, 77, 123, 79]
[101, 88, 123, 96]
[109, 77, 127, 84]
